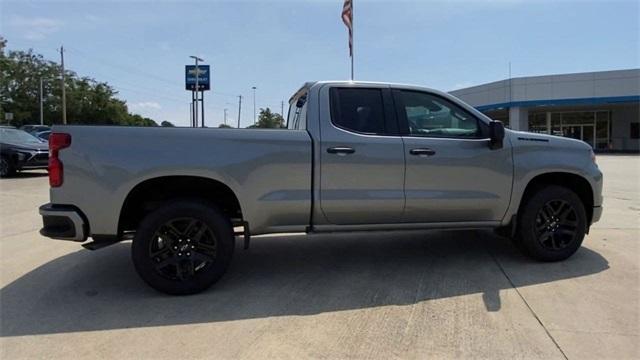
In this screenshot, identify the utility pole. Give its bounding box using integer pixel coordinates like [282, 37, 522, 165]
[189, 102, 193, 127]
[201, 90, 205, 127]
[191, 93, 195, 127]
[39, 78, 44, 125]
[281, 100, 284, 117]
[252, 86, 257, 125]
[237, 95, 242, 128]
[59, 46, 67, 124]
[223, 108, 228, 125]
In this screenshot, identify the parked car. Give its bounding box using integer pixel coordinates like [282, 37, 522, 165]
[34, 130, 51, 141]
[20, 125, 51, 134]
[0, 126, 49, 177]
[39, 81, 603, 294]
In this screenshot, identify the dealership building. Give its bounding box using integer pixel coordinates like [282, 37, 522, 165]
[450, 69, 640, 152]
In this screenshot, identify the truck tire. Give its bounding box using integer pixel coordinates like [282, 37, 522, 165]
[131, 200, 235, 295]
[516, 185, 587, 262]
[0, 156, 15, 178]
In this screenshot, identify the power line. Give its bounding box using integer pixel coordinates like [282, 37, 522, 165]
[105, 83, 229, 112]
[73, 68, 184, 102]
[66, 46, 178, 87]
[44, 46, 285, 123]
[66, 47, 263, 100]
[55, 59, 232, 112]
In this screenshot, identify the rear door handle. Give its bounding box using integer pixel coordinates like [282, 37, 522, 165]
[409, 148, 436, 156]
[327, 146, 355, 155]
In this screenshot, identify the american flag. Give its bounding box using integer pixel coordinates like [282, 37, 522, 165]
[342, 0, 353, 56]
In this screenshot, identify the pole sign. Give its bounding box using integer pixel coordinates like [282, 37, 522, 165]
[185, 65, 210, 91]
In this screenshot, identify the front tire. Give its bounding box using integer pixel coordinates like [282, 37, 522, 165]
[0, 156, 15, 178]
[516, 186, 587, 262]
[131, 200, 235, 295]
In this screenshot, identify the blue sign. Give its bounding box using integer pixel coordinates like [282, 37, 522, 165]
[185, 65, 210, 91]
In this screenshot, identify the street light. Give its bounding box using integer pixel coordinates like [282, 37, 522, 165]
[252, 86, 257, 125]
[190, 55, 204, 127]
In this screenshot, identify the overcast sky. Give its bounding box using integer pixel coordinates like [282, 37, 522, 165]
[2, 0, 638, 127]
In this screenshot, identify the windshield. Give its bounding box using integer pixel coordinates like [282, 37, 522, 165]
[0, 128, 44, 145]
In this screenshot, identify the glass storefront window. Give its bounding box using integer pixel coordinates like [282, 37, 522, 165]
[595, 111, 610, 150]
[551, 113, 562, 136]
[562, 111, 595, 125]
[527, 110, 610, 150]
[483, 109, 509, 128]
[529, 113, 547, 133]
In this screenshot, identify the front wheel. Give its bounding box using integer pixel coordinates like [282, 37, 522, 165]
[516, 185, 587, 262]
[131, 200, 235, 295]
[0, 156, 15, 178]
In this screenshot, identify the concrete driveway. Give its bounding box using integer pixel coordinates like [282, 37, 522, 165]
[1, 156, 638, 359]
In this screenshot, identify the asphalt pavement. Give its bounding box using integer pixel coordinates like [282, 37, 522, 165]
[1, 155, 638, 359]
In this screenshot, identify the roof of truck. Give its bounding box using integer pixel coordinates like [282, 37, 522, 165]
[289, 80, 449, 103]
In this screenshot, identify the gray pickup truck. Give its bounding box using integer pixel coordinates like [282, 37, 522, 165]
[39, 81, 603, 294]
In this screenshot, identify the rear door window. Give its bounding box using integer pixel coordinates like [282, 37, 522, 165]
[330, 88, 386, 135]
[287, 93, 307, 130]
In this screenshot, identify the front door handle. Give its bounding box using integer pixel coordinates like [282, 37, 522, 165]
[410, 148, 436, 157]
[327, 146, 355, 155]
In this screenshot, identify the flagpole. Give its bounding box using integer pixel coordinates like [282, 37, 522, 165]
[351, 0, 354, 81]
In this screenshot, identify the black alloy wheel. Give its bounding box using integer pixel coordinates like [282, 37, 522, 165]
[534, 199, 579, 251]
[149, 218, 218, 281]
[132, 200, 235, 295]
[516, 185, 587, 262]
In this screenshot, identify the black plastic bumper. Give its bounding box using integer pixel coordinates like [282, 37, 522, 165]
[39, 203, 88, 242]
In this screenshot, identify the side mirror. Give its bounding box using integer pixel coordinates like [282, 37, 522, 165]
[489, 120, 505, 150]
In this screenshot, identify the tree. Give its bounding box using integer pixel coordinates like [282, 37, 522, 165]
[0, 38, 158, 127]
[161, 121, 175, 127]
[218, 123, 233, 128]
[0, 36, 6, 55]
[250, 107, 285, 129]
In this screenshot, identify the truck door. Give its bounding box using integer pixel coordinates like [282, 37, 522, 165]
[319, 85, 405, 225]
[392, 89, 512, 223]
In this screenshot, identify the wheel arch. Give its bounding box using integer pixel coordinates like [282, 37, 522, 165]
[118, 175, 243, 235]
[519, 172, 594, 225]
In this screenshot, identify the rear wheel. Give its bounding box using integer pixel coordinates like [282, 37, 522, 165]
[131, 200, 235, 295]
[516, 186, 587, 261]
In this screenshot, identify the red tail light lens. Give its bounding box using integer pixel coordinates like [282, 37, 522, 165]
[48, 133, 72, 187]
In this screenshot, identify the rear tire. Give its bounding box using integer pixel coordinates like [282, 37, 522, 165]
[515, 185, 587, 262]
[131, 200, 235, 295]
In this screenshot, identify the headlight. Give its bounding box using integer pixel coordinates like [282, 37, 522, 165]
[590, 149, 597, 165]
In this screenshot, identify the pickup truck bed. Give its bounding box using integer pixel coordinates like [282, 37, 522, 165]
[45, 126, 312, 237]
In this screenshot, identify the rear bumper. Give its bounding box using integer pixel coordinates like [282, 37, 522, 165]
[39, 203, 87, 242]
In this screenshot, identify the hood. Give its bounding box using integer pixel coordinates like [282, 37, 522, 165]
[506, 129, 592, 151]
[1, 140, 49, 152]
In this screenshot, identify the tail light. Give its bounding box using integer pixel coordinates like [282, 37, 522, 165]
[49, 133, 72, 187]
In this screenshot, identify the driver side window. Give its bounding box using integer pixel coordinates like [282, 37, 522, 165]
[397, 91, 480, 138]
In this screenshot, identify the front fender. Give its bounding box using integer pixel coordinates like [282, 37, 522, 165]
[502, 131, 602, 224]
